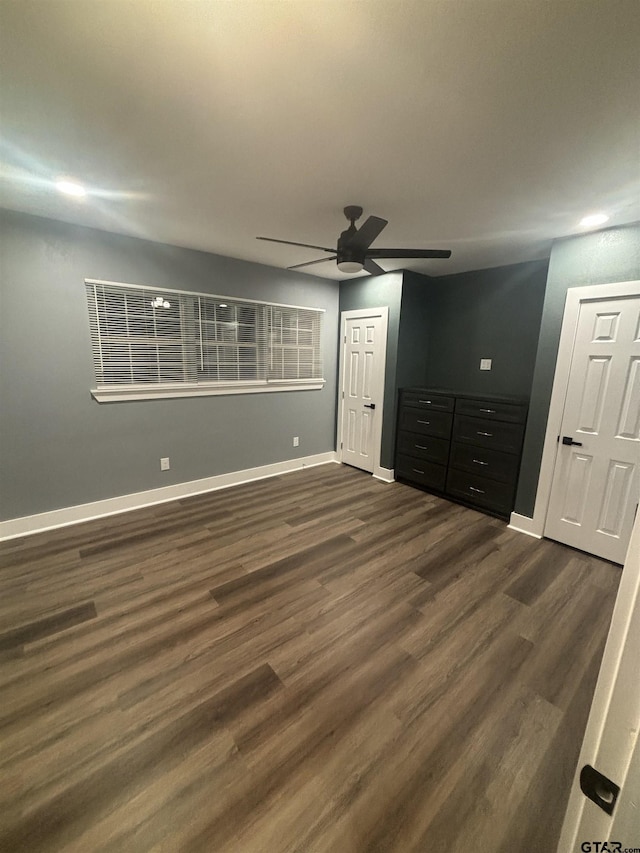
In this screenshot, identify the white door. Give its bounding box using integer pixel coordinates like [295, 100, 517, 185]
[545, 296, 640, 564]
[557, 512, 640, 852]
[339, 310, 387, 474]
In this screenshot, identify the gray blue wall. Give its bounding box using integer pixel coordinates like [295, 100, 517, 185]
[4, 207, 636, 525]
[424, 260, 548, 397]
[515, 223, 640, 516]
[0, 210, 339, 521]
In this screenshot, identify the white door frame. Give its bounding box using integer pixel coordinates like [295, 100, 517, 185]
[511, 279, 640, 539]
[557, 510, 640, 851]
[336, 307, 391, 482]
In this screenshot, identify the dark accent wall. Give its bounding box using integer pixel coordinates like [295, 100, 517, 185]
[424, 260, 549, 397]
[338, 272, 403, 469]
[515, 223, 640, 517]
[396, 271, 431, 391]
[0, 210, 339, 521]
[338, 262, 546, 470]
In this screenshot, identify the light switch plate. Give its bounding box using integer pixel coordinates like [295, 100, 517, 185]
[480, 358, 492, 371]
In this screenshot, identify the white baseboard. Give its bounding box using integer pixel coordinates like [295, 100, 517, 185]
[508, 512, 543, 539]
[0, 451, 340, 542]
[373, 467, 395, 483]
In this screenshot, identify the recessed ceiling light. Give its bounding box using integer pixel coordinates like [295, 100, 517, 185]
[579, 213, 609, 229]
[55, 179, 86, 198]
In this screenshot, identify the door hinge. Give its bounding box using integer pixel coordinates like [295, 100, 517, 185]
[342, 391, 344, 398]
[344, 335, 347, 343]
[340, 442, 343, 449]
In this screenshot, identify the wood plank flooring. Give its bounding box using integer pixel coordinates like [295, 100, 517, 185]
[0, 463, 620, 852]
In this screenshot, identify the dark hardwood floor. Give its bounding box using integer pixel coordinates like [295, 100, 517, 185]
[0, 463, 620, 852]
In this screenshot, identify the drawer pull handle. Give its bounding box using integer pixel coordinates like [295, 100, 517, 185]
[419, 399, 432, 404]
[417, 419, 430, 425]
[477, 431, 493, 437]
[480, 408, 496, 413]
[473, 459, 489, 466]
[415, 444, 428, 450]
[412, 468, 425, 475]
[469, 486, 485, 494]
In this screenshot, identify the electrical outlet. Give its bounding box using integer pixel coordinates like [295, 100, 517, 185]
[293, 436, 299, 447]
[160, 457, 170, 471]
[480, 358, 492, 371]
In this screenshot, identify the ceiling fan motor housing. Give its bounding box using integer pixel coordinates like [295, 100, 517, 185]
[337, 231, 365, 268]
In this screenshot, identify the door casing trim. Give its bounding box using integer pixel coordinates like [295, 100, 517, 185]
[337, 307, 390, 480]
[518, 280, 640, 539]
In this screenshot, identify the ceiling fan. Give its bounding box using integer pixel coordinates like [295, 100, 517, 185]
[257, 206, 452, 275]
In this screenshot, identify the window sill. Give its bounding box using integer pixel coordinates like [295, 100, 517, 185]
[90, 379, 326, 403]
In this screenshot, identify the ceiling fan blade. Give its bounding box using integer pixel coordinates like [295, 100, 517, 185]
[367, 248, 452, 259]
[257, 236, 335, 253]
[287, 256, 337, 271]
[347, 216, 388, 251]
[363, 258, 386, 276]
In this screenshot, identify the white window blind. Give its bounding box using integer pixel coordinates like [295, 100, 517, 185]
[85, 279, 324, 401]
[267, 306, 323, 381]
[196, 298, 262, 383]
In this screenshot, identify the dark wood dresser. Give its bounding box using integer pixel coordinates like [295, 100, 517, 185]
[395, 388, 528, 519]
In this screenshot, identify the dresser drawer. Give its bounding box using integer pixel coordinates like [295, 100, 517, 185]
[446, 469, 514, 515]
[400, 407, 453, 439]
[396, 455, 447, 491]
[455, 397, 527, 424]
[397, 431, 450, 465]
[449, 442, 520, 485]
[453, 415, 524, 455]
[401, 391, 454, 412]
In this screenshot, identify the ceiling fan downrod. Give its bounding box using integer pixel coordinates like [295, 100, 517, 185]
[337, 206, 365, 271]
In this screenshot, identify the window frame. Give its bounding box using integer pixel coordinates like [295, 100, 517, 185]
[85, 278, 326, 402]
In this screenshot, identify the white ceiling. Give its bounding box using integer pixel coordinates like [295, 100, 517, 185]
[1, 1, 639, 279]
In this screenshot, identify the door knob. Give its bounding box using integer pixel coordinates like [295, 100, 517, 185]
[562, 436, 583, 446]
[364, 403, 376, 409]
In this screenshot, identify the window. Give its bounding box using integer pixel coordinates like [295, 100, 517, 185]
[85, 279, 325, 401]
[268, 306, 323, 381]
[196, 298, 261, 383]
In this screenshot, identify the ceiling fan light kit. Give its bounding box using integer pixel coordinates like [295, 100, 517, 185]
[337, 260, 364, 274]
[258, 207, 452, 276]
